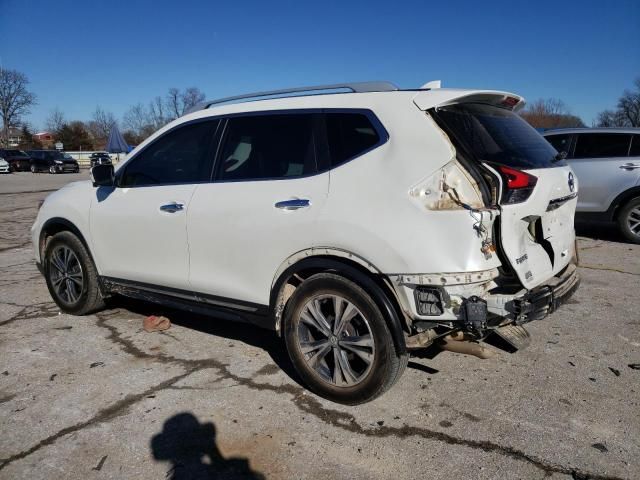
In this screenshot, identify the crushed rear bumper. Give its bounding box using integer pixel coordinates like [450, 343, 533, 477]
[508, 263, 580, 323]
[486, 263, 580, 323]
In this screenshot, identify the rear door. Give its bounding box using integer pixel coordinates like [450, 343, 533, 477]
[435, 103, 577, 290]
[187, 112, 329, 307]
[565, 133, 634, 212]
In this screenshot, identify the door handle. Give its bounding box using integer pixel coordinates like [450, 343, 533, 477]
[620, 163, 640, 170]
[274, 199, 311, 210]
[159, 202, 185, 213]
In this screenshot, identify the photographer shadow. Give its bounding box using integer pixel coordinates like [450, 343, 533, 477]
[151, 412, 265, 480]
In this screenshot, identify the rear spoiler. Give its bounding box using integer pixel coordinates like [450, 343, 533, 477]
[413, 89, 526, 112]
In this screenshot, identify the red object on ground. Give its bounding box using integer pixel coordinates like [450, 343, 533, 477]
[143, 315, 171, 332]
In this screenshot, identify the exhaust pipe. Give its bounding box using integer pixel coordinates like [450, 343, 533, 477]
[438, 332, 498, 359]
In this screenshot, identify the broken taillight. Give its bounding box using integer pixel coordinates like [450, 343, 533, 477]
[498, 166, 537, 204]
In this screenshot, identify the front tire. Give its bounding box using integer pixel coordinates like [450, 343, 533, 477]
[31, 164, 37, 173]
[44, 231, 105, 315]
[283, 273, 406, 405]
[617, 197, 640, 244]
[49, 166, 57, 174]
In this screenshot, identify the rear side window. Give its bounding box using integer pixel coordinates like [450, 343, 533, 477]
[217, 114, 315, 181]
[120, 120, 217, 187]
[573, 133, 631, 158]
[545, 134, 572, 155]
[630, 135, 640, 157]
[325, 113, 381, 167]
[436, 104, 561, 169]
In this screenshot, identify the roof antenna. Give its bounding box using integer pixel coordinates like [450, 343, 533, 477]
[421, 80, 442, 89]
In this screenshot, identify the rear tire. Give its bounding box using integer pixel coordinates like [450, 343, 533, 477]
[283, 273, 406, 405]
[30, 164, 36, 173]
[49, 166, 56, 174]
[617, 197, 640, 244]
[44, 231, 105, 315]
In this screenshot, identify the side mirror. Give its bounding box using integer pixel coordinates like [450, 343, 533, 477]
[91, 164, 115, 187]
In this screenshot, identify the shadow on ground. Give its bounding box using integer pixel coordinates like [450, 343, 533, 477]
[105, 296, 442, 384]
[151, 412, 265, 480]
[105, 296, 304, 386]
[575, 221, 631, 243]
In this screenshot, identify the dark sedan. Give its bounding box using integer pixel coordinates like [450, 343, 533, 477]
[27, 150, 80, 174]
[0, 149, 32, 171]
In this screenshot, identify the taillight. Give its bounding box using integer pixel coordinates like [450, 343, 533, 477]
[498, 166, 537, 204]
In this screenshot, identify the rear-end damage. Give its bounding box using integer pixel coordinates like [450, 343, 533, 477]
[390, 91, 581, 358]
[389, 260, 579, 359]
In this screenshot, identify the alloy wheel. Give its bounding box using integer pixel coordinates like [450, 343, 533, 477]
[627, 207, 640, 238]
[48, 246, 84, 304]
[295, 294, 375, 387]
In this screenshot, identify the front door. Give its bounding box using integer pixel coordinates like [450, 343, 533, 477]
[90, 119, 218, 290]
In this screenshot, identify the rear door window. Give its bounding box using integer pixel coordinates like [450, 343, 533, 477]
[573, 133, 631, 158]
[436, 104, 562, 169]
[325, 112, 381, 167]
[216, 113, 316, 181]
[628, 135, 640, 157]
[544, 134, 573, 156]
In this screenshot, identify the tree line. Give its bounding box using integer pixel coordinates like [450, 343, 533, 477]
[1, 67, 639, 151]
[1, 67, 205, 150]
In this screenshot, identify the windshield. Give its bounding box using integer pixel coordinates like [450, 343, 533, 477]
[436, 104, 565, 169]
[44, 151, 72, 160]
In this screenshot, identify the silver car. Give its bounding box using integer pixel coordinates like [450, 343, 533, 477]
[543, 128, 640, 243]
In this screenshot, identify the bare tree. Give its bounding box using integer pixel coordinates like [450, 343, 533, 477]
[181, 87, 205, 113]
[166, 88, 182, 119]
[45, 108, 66, 133]
[149, 96, 167, 130]
[0, 68, 37, 146]
[123, 103, 148, 133]
[88, 106, 116, 140]
[596, 78, 640, 127]
[122, 86, 206, 142]
[520, 98, 585, 129]
[122, 103, 155, 140]
[165, 87, 205, 119]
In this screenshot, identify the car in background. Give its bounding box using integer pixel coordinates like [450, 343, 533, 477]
[27, 150, 80, 174]
[543, 128, 640, 243]
[0, 157, 10, 173]
[89, 152, 112, 167]
[0, 149, 32, 171]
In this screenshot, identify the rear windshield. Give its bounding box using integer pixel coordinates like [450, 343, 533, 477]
[437, 104, 564, 169]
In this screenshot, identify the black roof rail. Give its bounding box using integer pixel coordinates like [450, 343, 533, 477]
[184, 81, 399, 115]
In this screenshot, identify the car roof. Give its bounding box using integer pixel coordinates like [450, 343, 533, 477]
[544, 127, 640, 135]
[118, 82, 524, 171]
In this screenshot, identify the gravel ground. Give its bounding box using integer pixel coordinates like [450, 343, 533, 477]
[0, 172, 639, 479]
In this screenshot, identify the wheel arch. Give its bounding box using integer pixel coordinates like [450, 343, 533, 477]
[607, 186, 640, 221]
[39, 217, 95, 267]
[270, 250, 408, 355]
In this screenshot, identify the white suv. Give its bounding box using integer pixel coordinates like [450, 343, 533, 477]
[32, 81, 580, 404]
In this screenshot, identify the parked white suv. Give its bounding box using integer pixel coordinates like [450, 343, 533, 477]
[32, 81, 580, 404]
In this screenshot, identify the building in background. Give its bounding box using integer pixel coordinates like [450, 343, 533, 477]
[33, 131, 55, 148]
[2, 126, 23, 147]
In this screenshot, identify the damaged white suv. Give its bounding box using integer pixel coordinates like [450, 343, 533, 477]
[32, 81, 580, 404]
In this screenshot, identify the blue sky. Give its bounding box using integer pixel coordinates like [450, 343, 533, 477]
[1, 0, 638, 130]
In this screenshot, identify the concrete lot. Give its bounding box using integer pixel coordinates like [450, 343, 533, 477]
[0, 172, 639, 479]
